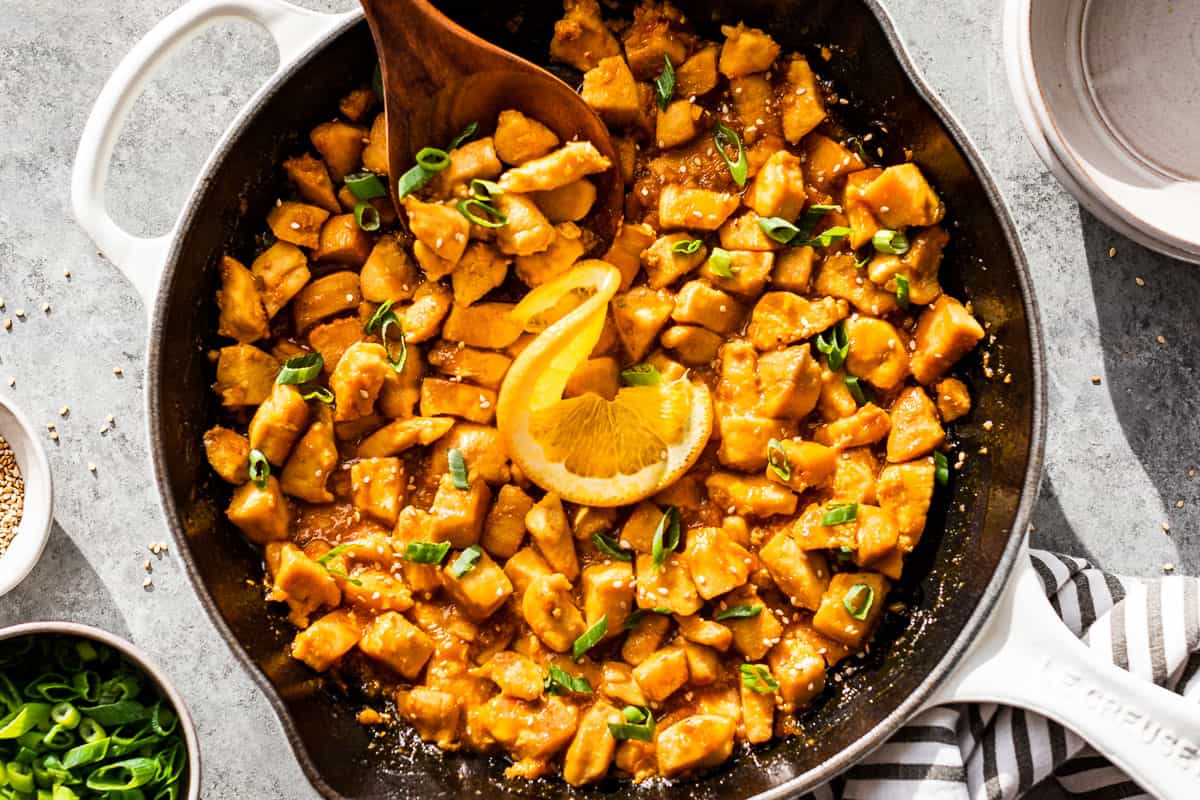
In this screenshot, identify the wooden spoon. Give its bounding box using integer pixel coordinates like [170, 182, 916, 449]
[360, 0, 623, 242]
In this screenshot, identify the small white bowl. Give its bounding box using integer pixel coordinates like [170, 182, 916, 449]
[0, 395, 54, 597]
[1003, 0, 1200, 263]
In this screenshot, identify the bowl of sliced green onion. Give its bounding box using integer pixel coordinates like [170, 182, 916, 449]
[0, 623, 198, 800]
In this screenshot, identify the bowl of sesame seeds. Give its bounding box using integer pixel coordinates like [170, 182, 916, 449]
[0, 394, 54, 597]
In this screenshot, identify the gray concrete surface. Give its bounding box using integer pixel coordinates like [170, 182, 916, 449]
[0, 1, 1194, 797]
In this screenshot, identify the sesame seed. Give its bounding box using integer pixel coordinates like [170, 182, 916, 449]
[1108, 247, 1117, 258]
[1157, 335, 1166, 345]
[289, 222, 300, 230]
[88, 463, 97, 472]
[143, 577, 153, 589]
[1091, 376, 1101, 385]
[1135, 276, 1145, 286]
[1163, 563, 1175, 573]
[113, 367, 123, 376]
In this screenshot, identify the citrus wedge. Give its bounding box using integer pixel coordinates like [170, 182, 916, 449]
[497, 260, 713, 507]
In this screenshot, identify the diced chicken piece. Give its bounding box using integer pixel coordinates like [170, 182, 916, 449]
[396, 687, 460, 750]
[268, 200, 330, 249]
[767, 627, 827, 712]
[675, 614, 732, 651]
[684, 526, 752, 599]
[428, 422, 511, 484]
[248, 383, 309, 465]
[313, 213, 372, 266]
[392, 508, 444, 595]
[868, 225, 947, 307]
[419, 378, 496, 424]
[659, 185, 740, 231]
[361, 113, 387, 175]
[204, 425, 250, 485]
[910, 295, 985, 384]
[759, 531, 830, 610]
[504, 546, 553, 598]
[887, 385, 945, 462]
[337, 86, 374, 122]
[660, 325, 722, 366]
[581, 55, 642, 127]
[615, 739, 657, 781]
[564, 356, 619, 399]
[832, 447, 880, 504]
[656, 100, 702, 149]
[493, 192, 556, 256]
[758, 346, 822, 420]
[783, 619, 853, 667]
[790, 502, 859, 551]
[350, 457, 403, 526]
[357, 610, 434, 679]
[656, 715, 736, 778]
[646, 350, 687, 382]
[442, 549, 513, 620]
[718, 23, 779, 78]
[550, 0, 621, 71]
[498, 141, 611, 194]
[715, 339, 759, 411]
[310, 120, 366, 182]
[479, 695, 579, 779]
[329, 342, 389, 422]
[812, 572, 889, 649]
[401, 281, 452, 344]
[441, 302, 524, 349]
[843, 167, 883, 249]
[819, 370, 859, 420]
[214, 344, 279, 407]
[719, 211, 786, 252]
[216, 256, 268, 343]
[480, 484, 533, 559]
[612, 287, 675, 361]
[853, 504, 901, 575]
[935, 377, 971, 422]
[227, 475, 289, 544]
[250, 243, 310, 319]
[563, 701, 623, 787]
[618, 501, 666, 553]
[705, 471, 796, 518]
[445, 241, 505, 307]
[720, 586, 784, 660]
[642, 233, 706, 289]
[494, 109, 561, 165]
[802, 133, 866, 191]
[740, 670, 775, 743]
[283, 153, 340, 213]
[522, 573, 586, 652]
[402, 196, 469, 265]
[634, 553, 701, 616]
[771, 246, 816, 293]
[765, 439, 837, 494]
[266, 542, 340, 627]
[744, 150, 805, 220]
[473, 651, 543, 700]
[525, 493, 579, 581]
[844, 316, 909, 391]
[339, 568, 413, 615]
[291, 609, 360, 671]
[702, 250, 774, 297]
[813, 402, 891, 449]
[515, 222, 586, 287]
[877, 459, 935, 551]
[280, 414, 338, 502]
[622, 610, 671, 665]
[412, 240, 455, 281]
[622, 2, 688, 78]
[675, 44, 719, 96]
[533, 181, 597, 225]
[429, 137, 503, 197]
[671, 281, 744, 334]
[632, 647, 688, 702]
[747, 291, 848, 350]
[716, 414, 788, 473]
[781, 55, 825, 143]
[862, 163, 945, 229]
[427, 344, 510, 393]
[601, 662, 647, 706]
[571, 506, 617, 541]
[583, 562, 635, 637]
[292, 270, 361, 333]
[603, 221, 656, 290]
[429, 473, 492, 547]
[304, 325, 358, 389]
[356, 416, 453, 458]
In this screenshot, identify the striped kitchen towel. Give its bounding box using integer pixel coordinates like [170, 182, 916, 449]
[806, 549, 1200, 800]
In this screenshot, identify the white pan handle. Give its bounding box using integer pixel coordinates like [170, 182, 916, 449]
[71, 0, 357, 307]
[925, 545, 1200, 798]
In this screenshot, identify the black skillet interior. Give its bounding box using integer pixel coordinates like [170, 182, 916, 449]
[152, 2, 1036, 797]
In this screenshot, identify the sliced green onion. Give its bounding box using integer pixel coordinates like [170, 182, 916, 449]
[758, 216, 800, 244]
[766, 438, 791, 482]
[619, 364, 661, 386]
[572, 616, 608, 660]
[843, 582, 875, 620]
[847, 136, 869, 163]
[323, 566, 363, 587]
[873, 229, 910, 255]
[365, 299, 396, 335]
[895, 274, 911, 308]
[836, 545, 854, 562]
[713, 121, 748, 187]
[715, 604, 762, 621]
[592, 532, 632, 562]
[707, 247, 735, 278]
[42, 723, 75, 749]
[801, 225, 852, 248]
[77, 717, 106, 743]
[50, 703, 80, 730]
[447, 448, 469, 490]
[262, 228, 276, 247]
[344, 170, 387, 200]
[316, 543, 353, 565]
[821, 502, 859, 527]
[5, 761, 33, 793]
[247, 449, 270, 489]
[397, 164, 435, 198]
[302, 386, 334, 404]
[654, 53, 675, 111]
[85, 756, 159, 791]
[739, 663, 780, 694]
[276, 353, 323, 385]
[365, 300, 407, 372]
[854, 250, 872, 269]
[815, 320, 850, 371]
[544, 664, 592, 696]
[456, 197, 508, 228]
[403, 541, 452, 564]
[80, 700, 148, 727]
[934, 451, 950, 486]
[0, 702, 49, 737]
[446, 121, 479, 151]
[354, 200, 381, 232]
[796, 203, 842, 241]
[469, 178, 502, 201]
[608, 705, 655, 741]
[150, 699, 178, 737]
[62, 736, 108, 770]
[650, 506, 681, 570]
[448, 546, 482, 579]
[844, 375, 869, 406]
[670, 238, 703, 255]
[415, 146, 450, 172]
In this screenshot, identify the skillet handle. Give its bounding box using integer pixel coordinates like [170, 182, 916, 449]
[70, 0, 357, 307]
[924, 546, 1200, 798]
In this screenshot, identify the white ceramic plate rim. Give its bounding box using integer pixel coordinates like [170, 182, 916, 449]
[0, 396, 54, 597]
